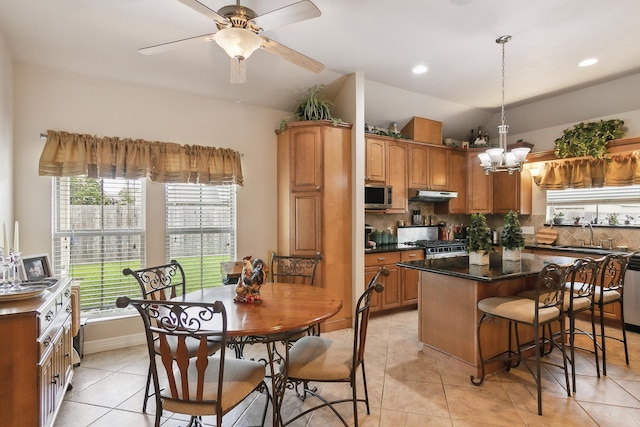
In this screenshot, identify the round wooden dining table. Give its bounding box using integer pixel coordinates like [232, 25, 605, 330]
[180, 283, 343, 337]
[178, 283, 343, 426]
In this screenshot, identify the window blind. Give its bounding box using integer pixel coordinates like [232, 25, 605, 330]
[53, 177, 145, 316]
[165, 183, 236, 291]
[547, 185, 640, 204]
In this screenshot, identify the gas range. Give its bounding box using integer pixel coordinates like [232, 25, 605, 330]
[402, 239, 468, 259]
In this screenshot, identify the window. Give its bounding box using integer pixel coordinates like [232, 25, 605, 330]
[546, 185, 640, 226]
[53, 177, 145, 317]
[165, 183, 236, 291]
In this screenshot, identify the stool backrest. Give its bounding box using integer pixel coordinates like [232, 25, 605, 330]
[270, 252, 322, 285]
[123, 260, 186, 300]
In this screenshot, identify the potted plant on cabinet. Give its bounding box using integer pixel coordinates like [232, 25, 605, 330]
[553, 212, 564, 225]
[501, 210, 525, 261]
[467, 213, 492, 265]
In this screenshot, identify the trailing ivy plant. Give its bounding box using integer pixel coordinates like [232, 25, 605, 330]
[554, 119, 625, 159]
[501, 210, 525, 250]
[466, 213, 492, 254]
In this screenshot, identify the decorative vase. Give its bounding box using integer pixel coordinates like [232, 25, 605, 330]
[502, 247, 521, 261]
[469, 250, 489, 265]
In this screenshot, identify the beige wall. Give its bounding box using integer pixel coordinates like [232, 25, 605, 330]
[0, 29, 13, 230]
[12, 64, 287, 351]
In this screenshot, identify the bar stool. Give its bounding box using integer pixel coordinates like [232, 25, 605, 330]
[593, 251, 638, 375]
[517, 257, 603, 392]
[471, 262, 572, 416]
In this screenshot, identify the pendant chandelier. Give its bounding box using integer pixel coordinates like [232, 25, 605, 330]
[478, 35, 530, 175]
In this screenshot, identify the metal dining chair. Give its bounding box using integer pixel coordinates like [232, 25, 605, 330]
[472, 262, 572, 416]
[116, 297, 270, 427]
[123, 260, 221, 413]
[281, 267, 388, 427]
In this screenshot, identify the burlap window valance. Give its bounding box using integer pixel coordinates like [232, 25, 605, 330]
[38, 130, 243, 185]
[537, 151, 640, 190]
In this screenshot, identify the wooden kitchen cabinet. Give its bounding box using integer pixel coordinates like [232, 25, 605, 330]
[365, 252, 401, 312]
[400, 249, 425, 305]
[467, 149, 493, 213]
[365, 249, 422, 313]
[365, 136, 386, 182]
[435, 149, 467, 214]
[407, 142, 450, 191]
[492, 169, 532, 215]
[0, 277, 73, 427]
[385, 140, 408, 213]
[277, 121, 353, 331]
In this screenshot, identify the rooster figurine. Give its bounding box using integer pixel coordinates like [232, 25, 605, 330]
[234, 255, 265, 303]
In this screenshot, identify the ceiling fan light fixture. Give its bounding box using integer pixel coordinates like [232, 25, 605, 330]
[215, 27, 261, 60]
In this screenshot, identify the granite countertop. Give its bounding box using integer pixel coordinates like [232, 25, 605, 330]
[525, 244, 632, 256]
[397, 252, 580, 282]
[365, 244, 420, 254]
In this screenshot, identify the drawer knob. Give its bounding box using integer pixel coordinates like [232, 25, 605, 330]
[43, 335, 52, 347]
[45, 310, 54, 322]
[65, 289, 71, 298]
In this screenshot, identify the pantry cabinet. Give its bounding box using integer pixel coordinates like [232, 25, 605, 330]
[276, 121, 353, 331]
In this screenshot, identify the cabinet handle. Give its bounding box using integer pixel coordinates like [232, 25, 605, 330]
[409, 253, 416, 257]
[66, 306, 72, 314]
[315, 185, 321, 191]
[45, 310, 54, 321]
[377, 257, 385, 261]
[65, 289, 71, 298]
[52, 373, 60, 384]
[43, 335, 52, 347]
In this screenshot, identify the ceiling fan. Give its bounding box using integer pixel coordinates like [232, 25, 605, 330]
[139, 0, 324, 83]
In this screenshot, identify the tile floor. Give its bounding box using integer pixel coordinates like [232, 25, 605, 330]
[58, 310, 640, 426]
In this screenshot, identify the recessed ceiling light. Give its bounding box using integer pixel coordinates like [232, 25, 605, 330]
[412, 64, 428, 74]
[579, 58, 598, 67]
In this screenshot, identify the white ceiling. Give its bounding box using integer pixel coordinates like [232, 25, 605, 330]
[2, 0, 640, 126]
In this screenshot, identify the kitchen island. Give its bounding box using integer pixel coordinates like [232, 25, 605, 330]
[398, 252, 578, 378]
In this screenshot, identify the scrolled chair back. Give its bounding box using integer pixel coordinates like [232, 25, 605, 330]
[536, 262, 572, 313]
[123, 260, 186, 300]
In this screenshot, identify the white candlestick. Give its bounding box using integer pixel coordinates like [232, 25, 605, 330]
[13, 221, 19, 253]
[3, 222, 8, 255]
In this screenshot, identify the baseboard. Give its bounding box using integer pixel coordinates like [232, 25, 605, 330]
[84, 333, 146, 355]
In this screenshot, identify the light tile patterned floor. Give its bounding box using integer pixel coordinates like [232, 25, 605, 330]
[58, 311, 640, 426]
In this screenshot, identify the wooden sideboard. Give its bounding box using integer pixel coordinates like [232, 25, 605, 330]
[0, 277, 73, 427]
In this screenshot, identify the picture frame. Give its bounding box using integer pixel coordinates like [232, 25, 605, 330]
[20, 254, 52, 281]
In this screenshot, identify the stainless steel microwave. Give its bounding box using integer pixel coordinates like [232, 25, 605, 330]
[364, 184, 392, 209]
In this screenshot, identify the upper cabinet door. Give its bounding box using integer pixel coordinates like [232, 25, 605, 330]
[290, 127, 323, 192]
[493, 170, 532, 215]
[408, 143, 451, 190]
[428, 146, 450, 190]
[466, 150, 493, 213]
[407, 143, 429, 188]
[365, 137, 386, 182]
[385, 140, 408, 213]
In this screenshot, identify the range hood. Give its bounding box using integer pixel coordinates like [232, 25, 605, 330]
[408, 188, 458, 202]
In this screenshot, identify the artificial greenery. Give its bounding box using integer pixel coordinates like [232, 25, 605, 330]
[279, 85, 344, 130]
[500, 210, 525, 250]
[606, 213, 618, 225]
[466, 213, 492, 254]
[554, 119, 625, 159]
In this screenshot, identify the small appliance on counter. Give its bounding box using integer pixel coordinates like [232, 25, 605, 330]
[365, 224, 374, 249]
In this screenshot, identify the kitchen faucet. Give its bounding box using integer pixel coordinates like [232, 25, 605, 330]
[581, 221, 598, 247]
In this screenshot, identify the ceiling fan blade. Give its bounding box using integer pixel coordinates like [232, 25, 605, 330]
[252, 0, 320, 32]
[229, 57, 247, 84]
[138, 33, 216, 55]
[260, 36, 324, 73]
[176, 0, 229, 24]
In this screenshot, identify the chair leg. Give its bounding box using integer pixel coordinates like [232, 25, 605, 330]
[591, 306, 601, 378]
[599, 303, 608, 375]
[620, 299, 630, 365]
[470, 313, 488, 385]
[360, 361, 370, 414]
[143, 365, 152, 413]
[534, 323, 543, 416]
